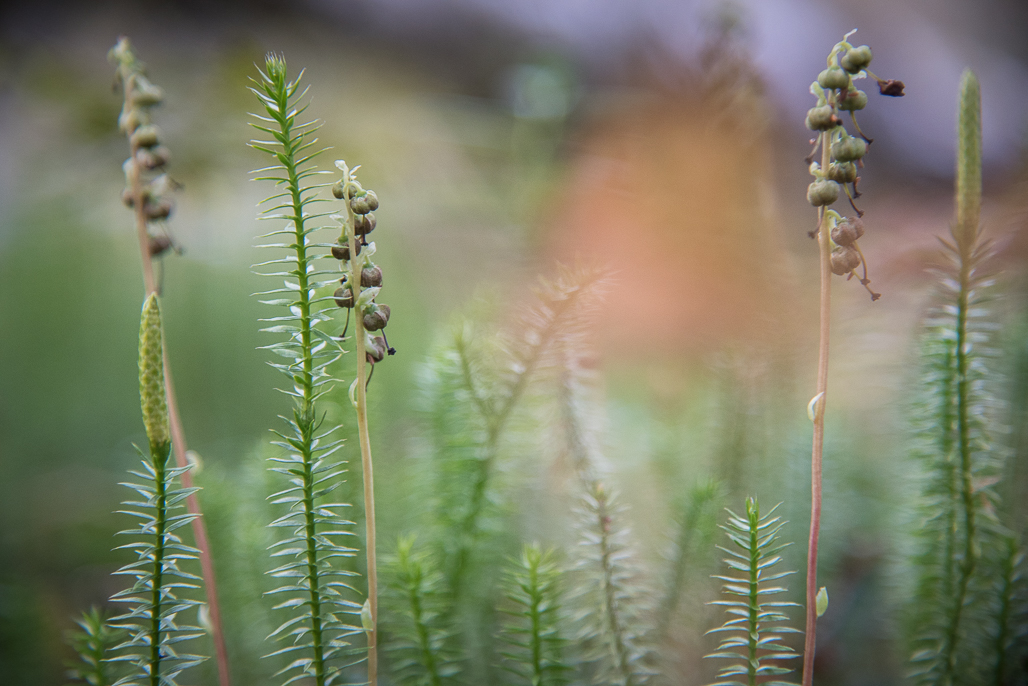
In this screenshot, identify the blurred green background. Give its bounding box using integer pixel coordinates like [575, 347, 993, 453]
[1, 0, 1027, 683]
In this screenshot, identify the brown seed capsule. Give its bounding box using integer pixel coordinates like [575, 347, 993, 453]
[331, 240, 362, 261]
[366, 336, 387, 363]
[136, 146, 170, 170]
[831, 217, 865, 246]
[364, 190, 379, 211]
[144, 198, 173, 220]
[350, 195, 371, 215]
[354, 212, 377, 236]
[130, 125, 160, 149]
[334, 286, 354, 308]
[363, 304, 391, 331]
[807, 179, 840, 207]
[361, 265, 383, 287]
[830, 245, 861, 275]
[827, 162, 857, 184]
[149, 235, 173, 257]
[878, 79, 905, 97]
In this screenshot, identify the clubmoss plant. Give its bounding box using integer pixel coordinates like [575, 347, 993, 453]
[67, 607, 121, 686]
[109, 37, 231, 686]
[907, 69, 1028, 686]
[107, 294, 206, 686]
[800, 31, 903, 685]
[497, 543, 571, 686]
[704, 498, 800, 686]
[250, 55, 364, 686]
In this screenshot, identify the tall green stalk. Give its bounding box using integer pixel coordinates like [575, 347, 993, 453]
[251, 55, 362, 686]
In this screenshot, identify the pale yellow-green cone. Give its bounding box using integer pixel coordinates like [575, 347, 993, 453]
[139, 293, 170, 448]
[955, 69, 981, 253]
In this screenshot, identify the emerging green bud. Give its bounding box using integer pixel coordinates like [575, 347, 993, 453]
[361, 265, 383, 288]
[827, 162, 857, 184]
[816, 586, 829, 617]
[805, 105, 840, 131]
[139, 294, 170, 449]
[831, 136, 866, 162]
[837, 89, 867, 111]
[840, 45, 872, 74]
[807, 179, 840, 207]
[831, 217, 865, 246]
[818, 67, 850, 90]
[363, 304, 391, 331]
[130, 125, 160, 149]
[830, 245, 861, 275]
[264, 54, 287, 82]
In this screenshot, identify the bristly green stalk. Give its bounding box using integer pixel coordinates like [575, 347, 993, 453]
[250, 55, 363, 686]
[991, 536, 1023, 685]
[67, 607, 120, 686]
[108, 39, 231, 685]
[108, 294, 205, 686]
[573, 481, 652, 686]
[498, 544, 571, 686]
[384, 536, 453, 686]
[705, 498, 800, 686]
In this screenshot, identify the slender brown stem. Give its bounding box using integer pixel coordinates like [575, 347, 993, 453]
[802, 130, 833, 686]
[124, 78, 232, 686]
[347, 201, 378, 685]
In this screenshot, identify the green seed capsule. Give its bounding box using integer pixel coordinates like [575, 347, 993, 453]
[807, 179, 840, 207]
[831, 136, 866, 162]
[805, 105, 840, 131]
[840, 45, 872, 74]
[830, 245, 861, 275]
[350, 195, 371, 215]
[332, 181, 345, 199]
[130, 125, 160, 149]
[818, 67, 850, 91]
[364, 190, 379, 211]
[837, 89, 868, 111]
[827, 162, 857, 184]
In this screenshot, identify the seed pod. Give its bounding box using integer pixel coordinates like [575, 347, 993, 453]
[364, 190, 379, 211]
[130, 81, 165, 108]
[130, 125, 160, 149]
[840, 45, 872, 74]
[144, 198, 173, 220]
[830, 245, 861, 275]
[331, 240, 361, 261]
[363, 304, 391, 331]
[818, 67, 850, 91]
[347, 182, 364, 200]
[878, 79, 905, 97]
[807, 179, 840, 207]
[366, 335, 387, 363]
[139, 294, 170, 449]
[119, 107, 142, 134]
[332, 181, 345, 199]
[354, 212, 377, 236]
[837, 89, 867, 111]
[831, 217, 865, 246]
[805, 105, 840, 131]
[350, 195, 371, 215]
[361, 265, 383, 287]
[122, 187, 139, 207]
[149, 234, 173, 256]
[827, 162, 857, 184]
[831, 136, 866, 162]
[136, 146, 170, 170]
[334, 286, 354, 308]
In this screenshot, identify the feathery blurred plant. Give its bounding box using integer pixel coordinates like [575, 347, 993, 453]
[497, 544, 571, 686]
[907, 69, 1028, 686]
[66, 607, 121, 686]
[705, 498, 800, 686]
[107, 295, 206, 686]
[108, 37, 231, 685]
[250, 54, 364, 686]
[799, 31, 903, 685]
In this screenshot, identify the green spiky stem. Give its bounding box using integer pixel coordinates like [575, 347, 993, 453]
[593, 485, 635, 686]
[802, 119, 834, 686]
[398, 541, 443, 686]
[149, 439, 171, 686]
[939, 69, 982, 686]
[269, 74, 328, 686]
[746, 502, 761, 686]
[346, 190, 379, 685]
[116, 50, 231, 686]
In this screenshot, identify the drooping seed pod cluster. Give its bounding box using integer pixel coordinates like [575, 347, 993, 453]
[330, 161, 394, 365]
[109, 37, 179, 259]
[804, 30, 903, 301]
